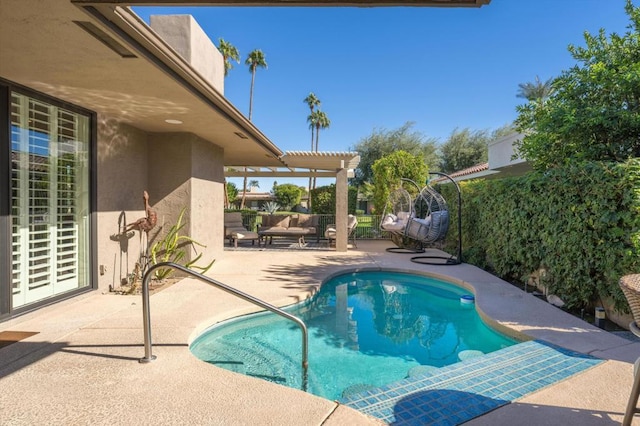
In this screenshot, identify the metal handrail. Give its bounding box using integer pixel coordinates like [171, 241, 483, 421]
[139, 262, 308, 391]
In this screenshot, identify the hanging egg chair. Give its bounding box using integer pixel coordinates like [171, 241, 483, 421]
[379, 179, 425, 253]
[409, 172, 462, 265]
[404, 184, 450, 245]
[380, 173, 462, 265]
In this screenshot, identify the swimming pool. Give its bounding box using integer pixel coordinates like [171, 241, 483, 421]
[190, 271, 517, 401]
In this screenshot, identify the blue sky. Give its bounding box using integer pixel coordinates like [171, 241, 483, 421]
[134, 1, 633, 190]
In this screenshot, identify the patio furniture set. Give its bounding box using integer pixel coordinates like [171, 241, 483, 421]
[224, 212, 358, 248]
[223, 212, 318, 248]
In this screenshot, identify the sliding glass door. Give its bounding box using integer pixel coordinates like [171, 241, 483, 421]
[10, 91, 91, 309]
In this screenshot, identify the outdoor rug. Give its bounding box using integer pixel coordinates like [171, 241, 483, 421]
[225, 241, 332, 251]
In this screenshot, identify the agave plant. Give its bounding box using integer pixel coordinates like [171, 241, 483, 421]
[150, 208, 215, 280]
[263, 201, 280, 214]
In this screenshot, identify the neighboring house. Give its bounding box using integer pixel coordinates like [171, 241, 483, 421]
[233, 190, 276, 210]
[0, 0, 488, 322]
[436, 162, 494, 182]
[487, 132, 531, 178]
[435, 132, 531, 183]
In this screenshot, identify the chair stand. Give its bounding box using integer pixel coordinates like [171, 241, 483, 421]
[619, 274, 640, 426]
[386, 247, 425, 254]
[624, 353, 640, 426]
[410, 254, 461, 266]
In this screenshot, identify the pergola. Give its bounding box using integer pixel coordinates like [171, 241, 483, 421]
[225, 151, 360, 251]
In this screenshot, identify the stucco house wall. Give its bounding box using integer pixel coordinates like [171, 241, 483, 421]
[96, 123, 224, 291]
[93, 16, 227, 292]
[96, 120, 149, 290]
[147, 132, 224, 269]
[150, 14, 224, 95]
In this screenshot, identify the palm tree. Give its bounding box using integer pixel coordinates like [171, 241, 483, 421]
[218, 38, 240, 77]
[314, 110, 330, 153]
[240, 179, 260, 210]
[223, 179, 229, 208]
[304, 93, 321, 204]
[516, 75, 554, 103]
[240, 174, 248, 209]
[303, 93, 321, 150]
[245, 49, 267, 121]
[311, 110, 331, 189]
[306, 111, 321, 197]
[241, 50, 266, 207]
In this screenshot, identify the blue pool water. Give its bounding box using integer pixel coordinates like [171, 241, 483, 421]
[190, 271, 518, 401]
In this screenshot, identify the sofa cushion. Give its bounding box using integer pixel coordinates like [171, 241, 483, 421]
[396, 211, 412, 221]
[230, 230, 259, 240]
[296, 214, 318, 228]
[262, 215, 290, 228]
[224, 212, 246, 237]
[224, 212, 244, 227]
[259, 226, 288, 234]
[287, 227, 316, 235]
[225, 226, 247, 238]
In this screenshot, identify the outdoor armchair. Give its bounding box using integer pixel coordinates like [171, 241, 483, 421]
[324, 214, 358, 248]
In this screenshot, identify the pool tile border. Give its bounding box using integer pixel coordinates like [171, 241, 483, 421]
[339, 340, 603, 425]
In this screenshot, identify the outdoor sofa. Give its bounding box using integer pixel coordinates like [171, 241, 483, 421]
[258, 214, 320, 247]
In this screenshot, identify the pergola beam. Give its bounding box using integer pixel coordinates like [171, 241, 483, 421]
[225, 169, 338, 178]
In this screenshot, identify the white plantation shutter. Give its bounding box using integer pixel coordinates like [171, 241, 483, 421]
[56, 110, 81, 284]
[10, 92, 90, 308]
[10, 93, 25, 295]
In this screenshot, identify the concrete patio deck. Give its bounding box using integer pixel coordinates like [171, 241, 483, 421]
[1, 240, 639, 425]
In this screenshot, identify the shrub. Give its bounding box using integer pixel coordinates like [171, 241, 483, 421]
[440, 159, 640, 311]
[372, 151, 427, 215]
[310, 184, 358, 214]
[263, 201, 280, 214]
[151, 208, 215, 280]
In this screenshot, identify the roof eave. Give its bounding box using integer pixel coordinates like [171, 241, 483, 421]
[78, 4, 284, 162]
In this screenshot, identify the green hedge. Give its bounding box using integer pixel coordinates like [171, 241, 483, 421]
[310, 184, 358, 214]
[440, 159, 640, 312]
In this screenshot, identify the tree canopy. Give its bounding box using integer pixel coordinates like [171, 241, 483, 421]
[351, 122, 438, 187]
[372, 150, 428, 215]
[225, 181, 238, 207]
[272, 183, 303, 211]
[515, 0, 640, 170]
[311, 110, 330, 152]
[217, 38, 240, 77]
[245, 49, 267, 121]
[437, 125, 513, 174]
[438, 128, 489, 174]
